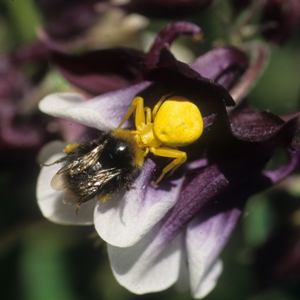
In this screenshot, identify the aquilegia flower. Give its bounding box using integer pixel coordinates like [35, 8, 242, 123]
[36, 23, 300, 298]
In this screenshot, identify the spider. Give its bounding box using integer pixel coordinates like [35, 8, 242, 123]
[114, 94, 204, 184]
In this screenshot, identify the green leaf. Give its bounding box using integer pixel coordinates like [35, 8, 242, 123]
[20, 229, 76, 300]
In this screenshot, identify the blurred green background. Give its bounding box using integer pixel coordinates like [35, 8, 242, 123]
[0, 1, 299, 300]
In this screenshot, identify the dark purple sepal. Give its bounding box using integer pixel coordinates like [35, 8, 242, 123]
[50, 48, 145, 95]
[141, 48, 237, 155]
[230, 44, 269, 102]
[230, 108, 286, 142]
[157, 112, 300, 242]
[264, 148, 300, 184]
[120, 0, 213, 18]
[160, 145, 299, 245]
[191, 47, 249, 89]
[210, 114, 298, 175]
[229, 105, 300, 145]
[145, 48, 235, 107]
[145, 21, 202, 69]
[160, 164, 231, 242]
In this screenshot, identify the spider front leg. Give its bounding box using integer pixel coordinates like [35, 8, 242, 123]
[145, 107, 152, 124]
[150, 147, 187, 184]
[152, 94, 171, 119]
[117, 96, 147, 130]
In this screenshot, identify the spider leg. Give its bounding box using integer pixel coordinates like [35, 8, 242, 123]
[152, 93, 172, 119]
[150, 147, 187, 184]
[145, 106, 152, 124]
[117, 96, 146, 129]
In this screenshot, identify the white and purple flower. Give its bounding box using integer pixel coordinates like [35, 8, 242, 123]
[36, 22, 300, 298]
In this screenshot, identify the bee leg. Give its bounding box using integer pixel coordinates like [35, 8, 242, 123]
[97, 194, 112, 203]
[63, 143, 80, 154]
[75, 203, 81, 214]
[41, 156, 67, 167]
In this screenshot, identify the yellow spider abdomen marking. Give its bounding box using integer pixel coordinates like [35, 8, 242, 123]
[64, 143, 80, 154]
[153, 97, 204, 147]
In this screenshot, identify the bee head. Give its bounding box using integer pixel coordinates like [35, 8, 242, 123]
[101, 136, 134, 169]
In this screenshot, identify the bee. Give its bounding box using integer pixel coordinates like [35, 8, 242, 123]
[49, 130, 141, 206]
[48, 94, 204, 206]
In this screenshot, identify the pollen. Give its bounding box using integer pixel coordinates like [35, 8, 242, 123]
[64, 143, 80, 154]
[153, 97, 204, 147]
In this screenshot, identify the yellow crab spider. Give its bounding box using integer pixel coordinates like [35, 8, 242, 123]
[114, 95, 204, 184]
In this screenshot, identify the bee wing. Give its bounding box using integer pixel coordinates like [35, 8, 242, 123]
[64, 168, 122, 206]
[51, 172, 66, 190]
[57, 144, 105, 176]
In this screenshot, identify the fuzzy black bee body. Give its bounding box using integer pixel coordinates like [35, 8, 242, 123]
[51, 132, 141, 206]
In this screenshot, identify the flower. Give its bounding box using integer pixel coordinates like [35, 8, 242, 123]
[36, 23, 300, 298]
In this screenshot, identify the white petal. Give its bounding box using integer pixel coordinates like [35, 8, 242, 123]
[192, 261, 223, 299]
[39, 82, 150, 130]
[94, 160, 184, 247]
[36, 153, 95, 225]
[107, 226, 182, 294]
[37, 140, 65, 164]
[186, 209, 240, 298]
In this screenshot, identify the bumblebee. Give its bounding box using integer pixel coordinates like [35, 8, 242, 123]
[49, 94, 204, 206]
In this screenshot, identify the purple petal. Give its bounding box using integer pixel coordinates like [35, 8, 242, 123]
[145, 21, 202, 69]
[191, 47, 249, 89]
[186, 208, 241, 297]
[146, 48, 235, 108]
[229, 44, 269, 102]
[50, 48, 145, 95]
[94, 160, 184, 247]
[230, 109, 285, 142]
[39, 82, 150, 130]
[264, 148, 300, 184]
[159, 165, 230, 242]
[157, 145, 282, 245]
[230, 109, 299, 143]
